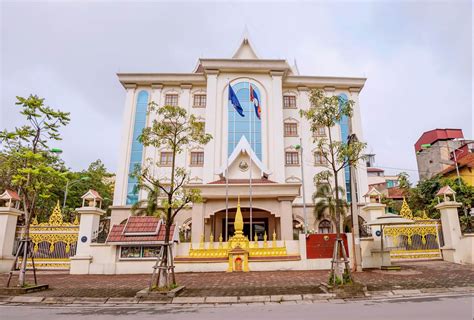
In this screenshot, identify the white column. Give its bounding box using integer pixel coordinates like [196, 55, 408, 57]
[279, 198, 293, 240]
[148, 84, 163, 168]
[140, 84, 162, 202]
[270, 71, 285, 183]
[0, 207, 22, 272]
[203, 70, 219, 183]
[70, 206, 105, 275]
[178, 84, 192, 169]
[191, 202, 205, 245]
[436, 201, 462, 263]
[113, 84, 137, 206]
[297, 86, 312, 204]
[349, 87, 368, 202]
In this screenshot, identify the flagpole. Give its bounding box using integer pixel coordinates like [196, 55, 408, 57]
[249, 80, 253, 240]
[225, 79, 230, 241]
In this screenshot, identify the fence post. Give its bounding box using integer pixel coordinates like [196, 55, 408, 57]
[0, 190, 23, 272]
[435, 200, 462, 263]
[70, 190, 106, 274]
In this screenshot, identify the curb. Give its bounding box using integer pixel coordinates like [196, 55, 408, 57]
[0, 287, 472, 306]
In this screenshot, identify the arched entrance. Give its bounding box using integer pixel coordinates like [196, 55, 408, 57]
[211, 207, 276, 241]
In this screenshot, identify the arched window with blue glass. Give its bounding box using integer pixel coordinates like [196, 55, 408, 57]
[126, 90, 149, 205]
[338, 93, 351, 203]
[227, 81, 262, 160]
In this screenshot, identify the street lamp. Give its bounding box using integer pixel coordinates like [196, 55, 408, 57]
[50, 148, 63, 154]
[63, 176, 91, 210]
[294, 138, 308, 235]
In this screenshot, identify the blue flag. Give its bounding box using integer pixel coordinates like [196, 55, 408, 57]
[229, 85, 245, 117]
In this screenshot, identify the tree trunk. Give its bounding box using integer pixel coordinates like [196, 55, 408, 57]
[18, 210, 30, 287]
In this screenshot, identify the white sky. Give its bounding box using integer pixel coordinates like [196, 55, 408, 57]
[1, 0, 472, 182]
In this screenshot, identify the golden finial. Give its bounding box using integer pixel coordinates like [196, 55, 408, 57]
[209, 230, 214, 249]
[234, 196, 244, 236]
[400, 197, 413, 220]
[218, 233, 223, 248]
[199, 234, 204, 249]
[48, 200, 65, 226]
[73, 214, 79, 225]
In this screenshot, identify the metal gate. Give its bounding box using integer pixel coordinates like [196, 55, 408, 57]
[382, 200, 444, 261]
[383, 221, 443, 260]
[14, 201, 79, 270]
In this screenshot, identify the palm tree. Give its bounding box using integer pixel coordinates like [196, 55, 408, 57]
[313, 179, 351, 285]
[131, 183, 163, 218]
[313, 183, 348, 231]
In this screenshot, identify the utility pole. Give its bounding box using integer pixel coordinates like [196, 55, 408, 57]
[348, 134, 362, 272]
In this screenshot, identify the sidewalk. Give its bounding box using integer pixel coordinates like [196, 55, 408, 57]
[0, 261, 472, 299]
[0, 287, 472, 306]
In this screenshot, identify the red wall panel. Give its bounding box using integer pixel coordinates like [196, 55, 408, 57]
[306, 234, 349, 259]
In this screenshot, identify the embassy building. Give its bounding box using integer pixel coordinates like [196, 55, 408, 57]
[109, 36, 369, 249]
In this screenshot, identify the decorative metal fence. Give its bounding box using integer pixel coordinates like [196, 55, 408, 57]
[14, 201, 79, 270]
[383, 221, 443, 261]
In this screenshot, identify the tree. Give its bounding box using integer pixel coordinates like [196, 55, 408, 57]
[62, 159, 114, 218]
[313, 172, 349, 228]
[300, 89, 366, 285]
[0, 95, 70, 287]
[134, 103, 212, 289]
[403, 173, 474, 220]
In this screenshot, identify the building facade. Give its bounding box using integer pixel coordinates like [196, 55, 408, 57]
[415, 128, 465, 180]
[110, 38, 369, 243]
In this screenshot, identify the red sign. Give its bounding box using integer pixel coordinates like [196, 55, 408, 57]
[306, 234, 349, 259]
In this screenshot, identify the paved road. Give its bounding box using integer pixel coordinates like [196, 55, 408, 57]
[1, 294, 473, 320]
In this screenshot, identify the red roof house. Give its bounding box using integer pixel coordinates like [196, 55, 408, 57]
[106, 216, 178, 244]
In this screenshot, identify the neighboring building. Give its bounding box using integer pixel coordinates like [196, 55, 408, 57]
[366, 156, 402, 212]
[110, 37, 369, 243]
[415, 128, 464, 180]
[439, 142, 474, 186]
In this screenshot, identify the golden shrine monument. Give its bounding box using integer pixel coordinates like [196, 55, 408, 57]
[179, 198, 291, 272]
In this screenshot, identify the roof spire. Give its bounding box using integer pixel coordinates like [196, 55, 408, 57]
[232, 26, 259, 59]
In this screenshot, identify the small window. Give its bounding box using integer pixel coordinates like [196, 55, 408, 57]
[314, 151, 327, 165]
[159, 152, 173, 166]
[165, 94, 179, 106]
[318, 220, 332, 234]
[313, 126, 326, 137]
[284, 123, 298, 137]
[285, 151, 299, 165]
[190, 151, 204, 166]
[120, 246, 160, 259]
[193, 94, 206, 108]
[283, 95, 297, 108]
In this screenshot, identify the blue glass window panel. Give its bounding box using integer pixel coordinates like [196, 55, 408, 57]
[227, 82, 262, 160]
[338, 93, 352, 203]
[126, 90, 149, 205]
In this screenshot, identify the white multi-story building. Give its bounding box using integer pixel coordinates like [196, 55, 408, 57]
[110, 37, 368, 243]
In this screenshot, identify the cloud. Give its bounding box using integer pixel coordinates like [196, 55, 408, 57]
[1, 1, 472, 183]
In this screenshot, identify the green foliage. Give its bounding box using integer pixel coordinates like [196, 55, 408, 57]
[133, 103, 212, 229]
[404, 174, 474, 218]
[61, 159, 114, 219]
[133, 103, 213, 289]
[0, 95, 70, 222]
[313, 171, 349, 226]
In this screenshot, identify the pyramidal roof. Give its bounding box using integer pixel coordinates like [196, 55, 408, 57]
[218, 135, 270, 177]
[232, 37, 259, 59]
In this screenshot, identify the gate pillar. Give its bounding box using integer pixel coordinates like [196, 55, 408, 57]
[71, 190, 105, 274]
[0, 190, 23, 272]
[435, 200, 462, 263]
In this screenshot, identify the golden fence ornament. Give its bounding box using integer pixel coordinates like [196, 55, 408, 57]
[17, 201, 79, 270]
